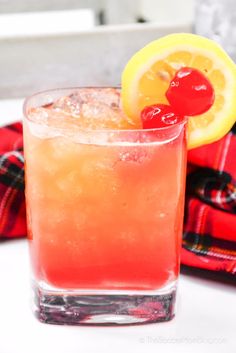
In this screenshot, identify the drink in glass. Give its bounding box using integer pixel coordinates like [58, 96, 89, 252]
[23, 87, 187, 325]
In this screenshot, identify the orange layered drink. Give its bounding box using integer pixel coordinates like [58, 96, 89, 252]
[24, 87, 187, 288]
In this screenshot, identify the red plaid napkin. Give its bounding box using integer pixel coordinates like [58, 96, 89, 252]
[1, 122, 236, 275]
[0, 123, 26, 238]
[182, 125, 236, 274]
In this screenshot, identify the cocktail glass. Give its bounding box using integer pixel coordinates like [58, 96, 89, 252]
[23, 87, 187, 325]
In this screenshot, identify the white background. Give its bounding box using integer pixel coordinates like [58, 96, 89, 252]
[0, 0, 193, 99]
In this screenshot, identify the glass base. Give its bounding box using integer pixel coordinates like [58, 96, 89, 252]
[33, 282, 177, 325]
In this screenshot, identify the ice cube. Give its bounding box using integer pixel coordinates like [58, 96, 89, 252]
[27, 107, 49, 124]
[50, 88, 133, 130]
[81, 101, 133, 130]
[27, 107, 79, 138]
[28, 88, 136, 135]
[27, 107, 60, 139]
[52, 95, 82, 117]
[52, 88, 120, 119]
[71, 87, 120, 108]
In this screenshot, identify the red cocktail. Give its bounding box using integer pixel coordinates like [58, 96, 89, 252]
[24, 87, 187, 324]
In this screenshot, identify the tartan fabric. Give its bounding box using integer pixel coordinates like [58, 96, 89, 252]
[0, 122, 235, 275]
[182, 124, 236, 274]
[0, 123, 26, 238]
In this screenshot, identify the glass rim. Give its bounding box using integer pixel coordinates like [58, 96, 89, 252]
[23, 86, 188, 133]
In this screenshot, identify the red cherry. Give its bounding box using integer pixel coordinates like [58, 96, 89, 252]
[141, 104, 184, 129]
[166, 67, 215, 116]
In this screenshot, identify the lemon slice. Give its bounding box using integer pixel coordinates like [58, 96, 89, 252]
[121, 33, 236, 149]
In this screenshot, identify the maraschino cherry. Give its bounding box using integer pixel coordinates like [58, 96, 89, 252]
[141, 67, 215, 129]
[166, 67, 215, 116]
[141, 104, 184, 129]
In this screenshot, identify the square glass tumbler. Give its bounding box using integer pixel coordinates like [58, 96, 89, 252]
[23, 87, 187, 325]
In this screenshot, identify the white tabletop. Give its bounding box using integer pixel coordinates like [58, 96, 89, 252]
[0, 99, 236, 353]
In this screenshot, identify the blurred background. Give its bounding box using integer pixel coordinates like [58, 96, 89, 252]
[0, 0, 194, 98]
[0, 0, 234, 99]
